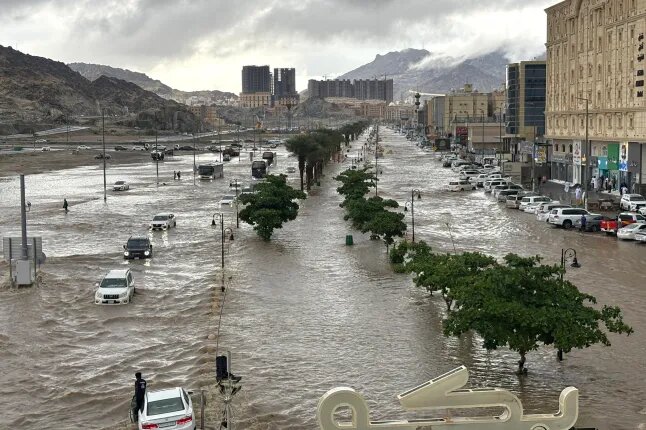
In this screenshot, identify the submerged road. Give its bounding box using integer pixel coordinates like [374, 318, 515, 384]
[0, 129, 644, 429]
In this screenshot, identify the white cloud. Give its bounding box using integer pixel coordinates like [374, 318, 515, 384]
[0, 0, 556, 92]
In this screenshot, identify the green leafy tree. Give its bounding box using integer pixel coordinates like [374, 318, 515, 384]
[238, 174, 306, 241]
[363, 209, 407, 250]
[343, 196, 398, 231]
[443, 254, 633, 373]
[334, 168, 375, 205]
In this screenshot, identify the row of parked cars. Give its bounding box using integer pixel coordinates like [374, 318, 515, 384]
[438, 153, 646, 243]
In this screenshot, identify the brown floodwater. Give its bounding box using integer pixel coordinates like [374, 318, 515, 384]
[0, 130, 644, 429]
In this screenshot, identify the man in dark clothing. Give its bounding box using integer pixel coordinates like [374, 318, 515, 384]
[177, 171, 181, 180]
[580, 214, 587, 232]
[63, 199, 69, 212]
[133, 372, 147, 422]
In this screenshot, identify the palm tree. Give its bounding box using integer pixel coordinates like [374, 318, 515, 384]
[285, 134, 317, 191]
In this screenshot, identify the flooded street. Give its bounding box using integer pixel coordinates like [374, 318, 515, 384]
[1, 129, 645, 429]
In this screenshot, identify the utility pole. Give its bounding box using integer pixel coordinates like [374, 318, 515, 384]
[155, 125, 159, 186]
[375, 123, 379, 197]
[102, 109, 107, 202]
[230, 179, 240, 228]
[576, 97, 590, 200]
[193, 127, 197, 186]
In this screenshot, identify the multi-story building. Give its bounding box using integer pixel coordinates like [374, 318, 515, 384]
[273, 68, 299, 106]
[308, 78, 393, 103]
[546, 0, 646, 192]
[242, 65, 271, 93]
[506, 61, 546, 143]
[189, 105, 225, 128]
[239, 92, 272, 108]
[385, 103, 415, 122]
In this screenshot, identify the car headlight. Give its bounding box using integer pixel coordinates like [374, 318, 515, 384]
[144, 250, 150, 256]
[124, 251, 129, 256]
[120, 292, 128, 298]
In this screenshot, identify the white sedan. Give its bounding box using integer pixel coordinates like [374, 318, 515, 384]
[113, 180, 130, 191]
[138, 387, 196, 430]
[219, 195, 237, 207]
[77, 145, 90, 150]
[150, 213, 177, 230]
[616, 222, 646, 240]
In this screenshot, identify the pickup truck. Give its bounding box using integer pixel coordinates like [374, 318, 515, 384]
[600, 212, 646, 235]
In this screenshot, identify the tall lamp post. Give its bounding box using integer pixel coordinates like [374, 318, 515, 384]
[374, 122, 379, 197]
[414, 92, 421, 136]
[102, 108, 107, 202]
[212, 213, 235, 292]
[479, 109, 485, 161]
[575, 97, 590, 202]
[229, 179, 240, 228]
[404, 189, 422, 242]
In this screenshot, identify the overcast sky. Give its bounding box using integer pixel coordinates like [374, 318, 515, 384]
[0, 0, 555, 93]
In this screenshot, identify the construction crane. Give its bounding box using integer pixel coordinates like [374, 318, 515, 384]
[407, 90, 445, 97]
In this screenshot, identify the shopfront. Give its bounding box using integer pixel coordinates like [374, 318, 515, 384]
[607, 143, 620, 190]
[551, 152, 572, 182]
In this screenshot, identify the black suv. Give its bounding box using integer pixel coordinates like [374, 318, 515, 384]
[123, 236, 153, 259]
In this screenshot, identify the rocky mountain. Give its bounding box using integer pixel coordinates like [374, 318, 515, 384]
[339, 49, 510, 100]
[68, 62, 237, 103]
[0, 45, 200, 133]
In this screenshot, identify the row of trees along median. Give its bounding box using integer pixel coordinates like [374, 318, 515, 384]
[285, 121, 368, 192]
[335, 167, 407, 250]
[389, 240, 634, 374]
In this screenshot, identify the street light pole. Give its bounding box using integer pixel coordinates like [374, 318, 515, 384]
[375, 123, 379, 197]
[155, 125, 159, 186]
[405, 189, 422, 242]
[102, 109, 107, 202]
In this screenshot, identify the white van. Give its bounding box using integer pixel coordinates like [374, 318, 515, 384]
[484, 180, 509, 193]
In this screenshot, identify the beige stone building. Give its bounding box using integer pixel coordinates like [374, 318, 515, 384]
[189, 105, 225, 128]
[546, 0, 646, 191]
[239, 92, 271, 108]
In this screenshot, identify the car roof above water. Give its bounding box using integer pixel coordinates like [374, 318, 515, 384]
[147, 387, 183, 402]
[104, 269, 129, 279]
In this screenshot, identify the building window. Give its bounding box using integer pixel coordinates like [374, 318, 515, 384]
[631, 26, 635, 39]
[608, 116, 612, 129]
[599, 36, 603, 49]
[580, 117, 584, 127]
[629, 116, 634, 128]
[598, 64, 602, 76]
[598, 117, 603, 130]
[618, 115, 623, 128]
[569, 144, 573, 152]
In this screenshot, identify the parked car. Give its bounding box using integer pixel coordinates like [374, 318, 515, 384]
[132, 145, 146, 151]
[113, 180, 130, 191]
[138, 387, 195, 430]
[219, 195, 236, 206]
[223, 154, 231, 162]
[536, 203, 570, 222]
[619, 193, 646, 211]
[519, 196, 551, 212]
[484, 179, 510, 193]
[470, 174, 488, 187]
[574, 214, 611, 232]
[94, 269, 135, 305]
[617, 222, 646, 240]
[41, 146, 51, 151]
[496, 190, 519, 202]
[286, 167, 296, 173]
[600, 212, 646, 235]
[77, 145, 90, 150]
[493, 184, 523, 199]
[635, 229, 646, 243]
[459, 169, 481, 179]
[640, 206, 646, 216]
[150, 213, 177, 230]
[114, 145, 128, 151]
[123, 236, 152, 259]
[548, 207, 591, 229]
[94, 153, 112, 159]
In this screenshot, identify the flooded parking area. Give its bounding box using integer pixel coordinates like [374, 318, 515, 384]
[0, 131, 645, 429]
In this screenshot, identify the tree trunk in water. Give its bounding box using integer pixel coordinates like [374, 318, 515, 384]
[517, 352, 527, 374]
[306, 163, 314, 190]
[298, 157, 305, 191]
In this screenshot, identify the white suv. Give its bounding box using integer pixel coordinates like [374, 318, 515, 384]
[548, 207, 591, 229]
[620, 193, 646, 211]
[95, 269, 135, 305]
[150, 213, 176, 230]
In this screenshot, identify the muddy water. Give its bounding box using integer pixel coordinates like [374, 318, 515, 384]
[0, 133, 645, 429]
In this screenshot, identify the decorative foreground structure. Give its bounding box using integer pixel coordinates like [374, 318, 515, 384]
[317, 366, 578, 430]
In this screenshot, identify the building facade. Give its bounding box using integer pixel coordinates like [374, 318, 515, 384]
[273, 68, 299, 106]
[546, 0, 646, 191]
[308, 78, 393, 103]
[506, 61, 547, 140]
[239, 92, 271, 108]
[242, 65, 271, 93]
[189, 105, 225, 128]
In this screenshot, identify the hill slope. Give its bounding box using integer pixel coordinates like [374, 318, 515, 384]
[68, 62, 237, 103]
[0, 45, 199, 133]
[339, 49, 509, 99]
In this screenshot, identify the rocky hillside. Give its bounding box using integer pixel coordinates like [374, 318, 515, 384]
[340, 48, 510, 99]
[0, 45, 200, 133]
[68, 62, 237, 103]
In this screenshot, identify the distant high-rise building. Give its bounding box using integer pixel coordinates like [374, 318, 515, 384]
[242, 65, 271, 94]
[274, 68, 299, 107]
[309, 78, 392, 103]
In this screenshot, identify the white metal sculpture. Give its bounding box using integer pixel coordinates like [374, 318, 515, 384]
[317, 366, 578, 430]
